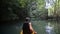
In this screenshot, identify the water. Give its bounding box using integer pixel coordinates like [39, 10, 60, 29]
[31, 20, 60, 34]
[45, 22, 54, 34]
[1, 20, 60, 34]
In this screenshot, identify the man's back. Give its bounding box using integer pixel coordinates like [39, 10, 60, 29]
[23, 23, 31, 34]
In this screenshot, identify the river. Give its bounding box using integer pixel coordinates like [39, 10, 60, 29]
[1, 20, 60, 34]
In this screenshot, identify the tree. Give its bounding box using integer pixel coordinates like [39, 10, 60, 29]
[0, 0, 30, 21]
[30, 0, 48, 19]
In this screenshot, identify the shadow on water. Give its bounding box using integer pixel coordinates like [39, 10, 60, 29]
[0, 21, 23, 34]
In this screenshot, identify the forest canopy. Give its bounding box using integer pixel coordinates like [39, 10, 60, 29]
[0, 0, 60, 21]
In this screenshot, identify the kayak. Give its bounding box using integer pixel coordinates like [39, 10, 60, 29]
[20, 30, 34, 34]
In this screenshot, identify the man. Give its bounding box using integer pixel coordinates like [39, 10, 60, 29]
[23, 17, 37, 34]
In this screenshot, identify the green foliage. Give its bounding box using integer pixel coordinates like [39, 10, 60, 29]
[30, 0, 48, 19]
[37, 0, 45, 10]
[48, 0, 60, 16]
[18, 0, 28, 8]
[0, 0, 29, 21]
[0, 0, 48, 21]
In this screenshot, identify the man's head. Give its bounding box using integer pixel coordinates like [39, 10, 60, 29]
[25, 17, 30, 22]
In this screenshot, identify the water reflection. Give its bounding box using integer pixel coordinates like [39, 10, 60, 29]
[45, 22, 55, 34]
[32, 20, 59, 34]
